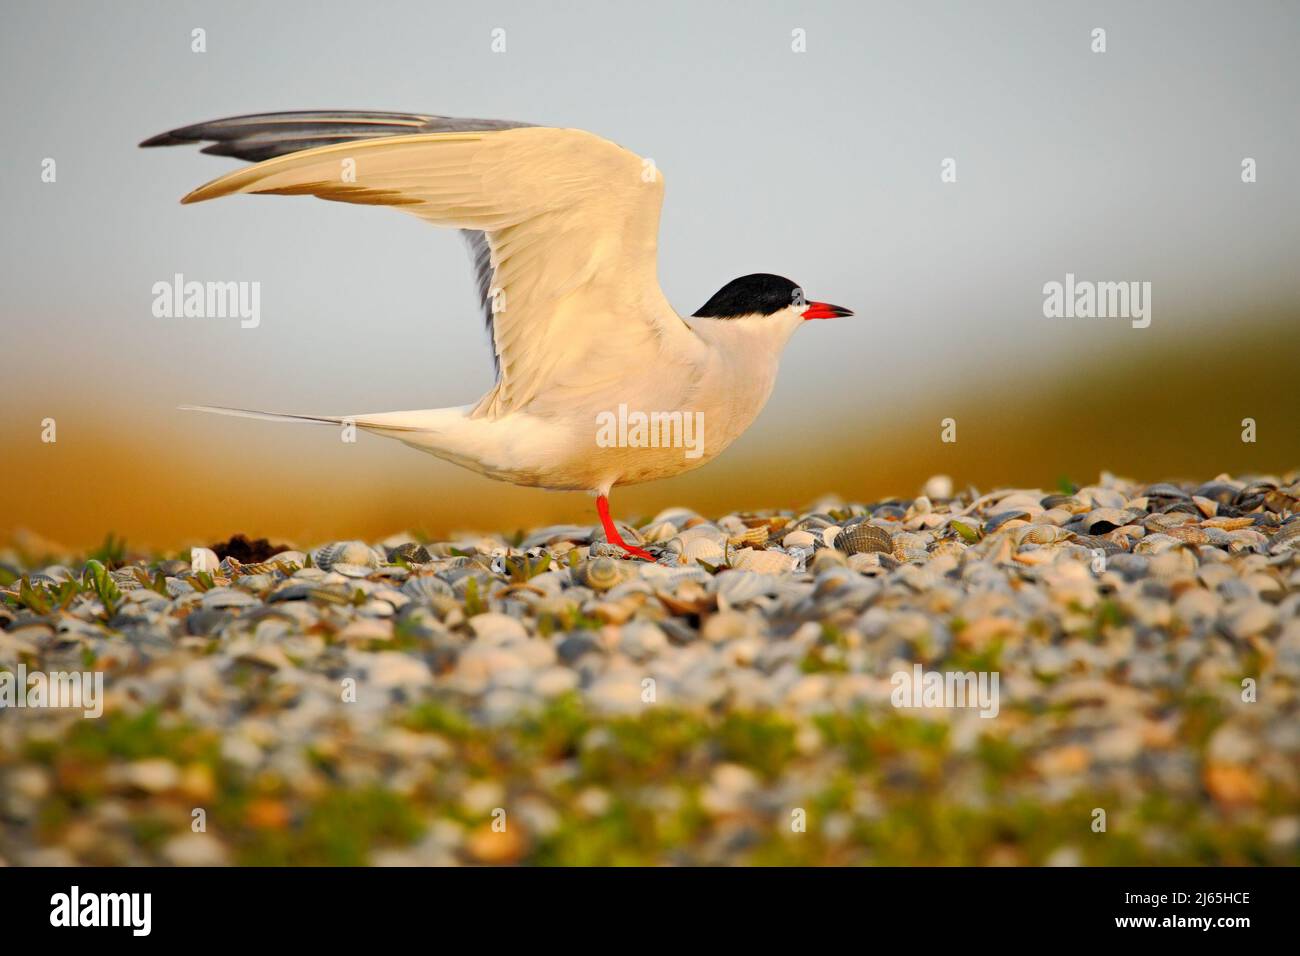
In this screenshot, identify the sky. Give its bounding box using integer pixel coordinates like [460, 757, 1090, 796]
[1, 0, 1297, 551]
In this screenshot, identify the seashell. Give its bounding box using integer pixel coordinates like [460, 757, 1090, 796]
[985, 511, 1030, 534]
[1082, 508, 1135, 534]
[1164, 525, 1209, 545]
[1147, 548, 1198, 580]
[1226, 529, 1268, 554]
[677, 524, 728, 546]
[711, 569, 772, 606]
[655, 586, 713, 617]
[834, 522, 892, 555]
[810, 549, 848, 573]
[1072, 534, 1124, 555]
[1269, 522, 1300, 555]
[727, 526, 769, 548]
[313, 541, 379, 572]
[790, 514, 836, 533]
[1020, 525, 1073, 545]
[923, 475, 954, 500]
[1105, 553, 1150, 578]
[1201, 527, 1233, 547]
[387, 542, 432, 564]
[781, 529, 818, 550]
[189, 547, 221, 573]
[517, 524, 592, 550]
[33, 565, 75, 584]
[871, 504, 907, 521]
[729, 548, 795, 574]
[640, 520, 681, 544]
[401, 574, 455, 601]
[109, 568, 145, 591]
[931, 538, 967, 558]
[993, 492, 1043, 514]
[1191, 495, 1218, 518]
[1133, 533, 1181, 555]
[1143, 512, 1195, 532]
[1144, 482, 1190, 500]
[1264, 488, 1300, 513]
[681, 538, 725, 565]
[646, 506, 699, 529]
[165, 577, 195, 597]
[1203, 516, 1253, 531]
[264, 550, 307, 570]
[890, 532, 928, 562]
[1039, 494, 1082, 511]
[574, 557, 634, 591]
[1194, 480, 1241, 504]
[201, 587, 260, 609]
[333, 563, 376, 579]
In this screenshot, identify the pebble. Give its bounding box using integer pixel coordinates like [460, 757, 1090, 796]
[1, 470, 1295, 865]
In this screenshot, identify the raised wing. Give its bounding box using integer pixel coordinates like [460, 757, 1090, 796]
[145, 115, 699, 416]
[142, 111, 534, 375]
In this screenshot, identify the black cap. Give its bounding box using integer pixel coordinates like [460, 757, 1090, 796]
[692, 273, 804, 318]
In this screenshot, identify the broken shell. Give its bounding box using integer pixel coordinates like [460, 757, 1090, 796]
[1082, 509, 1136, 534]
[727, 526, 769, 548]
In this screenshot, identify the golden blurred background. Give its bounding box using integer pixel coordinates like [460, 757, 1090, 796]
[3, 1, 1298, 554]
[4, 312, 1296, 554]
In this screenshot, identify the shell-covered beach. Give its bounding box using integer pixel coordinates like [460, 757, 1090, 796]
[2, 473, 1298, 865]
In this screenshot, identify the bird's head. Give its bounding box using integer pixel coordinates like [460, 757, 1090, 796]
[692, 273, 853, 325]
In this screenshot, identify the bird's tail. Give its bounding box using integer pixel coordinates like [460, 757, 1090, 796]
[179, 404, 428, 435]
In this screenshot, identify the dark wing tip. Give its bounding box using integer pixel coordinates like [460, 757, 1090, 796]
[139, 131, 193, 148]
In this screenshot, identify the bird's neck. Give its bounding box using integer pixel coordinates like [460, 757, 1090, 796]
[684, 312, 803, 363]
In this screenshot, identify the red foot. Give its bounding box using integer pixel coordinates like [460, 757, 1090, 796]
[596, 495, 657, 562]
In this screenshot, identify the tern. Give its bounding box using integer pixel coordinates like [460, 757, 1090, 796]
[142, 111, 852, 560]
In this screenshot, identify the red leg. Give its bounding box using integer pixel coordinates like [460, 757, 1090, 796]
[596, 495, 656, 561]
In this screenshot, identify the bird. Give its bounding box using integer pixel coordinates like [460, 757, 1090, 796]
[141, 110, 852, 561]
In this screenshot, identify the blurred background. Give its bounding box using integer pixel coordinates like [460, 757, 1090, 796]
[2, 0, 1297, 552]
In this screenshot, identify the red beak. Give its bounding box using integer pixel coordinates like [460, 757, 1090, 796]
[801, 301, 854, 320]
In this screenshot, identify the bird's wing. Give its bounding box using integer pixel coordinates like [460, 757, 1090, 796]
[142, 111, 535, 379]
[149, 118, 699, 416]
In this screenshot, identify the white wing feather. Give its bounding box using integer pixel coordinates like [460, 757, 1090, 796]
[181, 127, 702, 418]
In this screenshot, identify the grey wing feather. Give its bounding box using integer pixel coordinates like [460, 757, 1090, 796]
[141, 110, 537, 379]
[461, 229, 500, 377]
